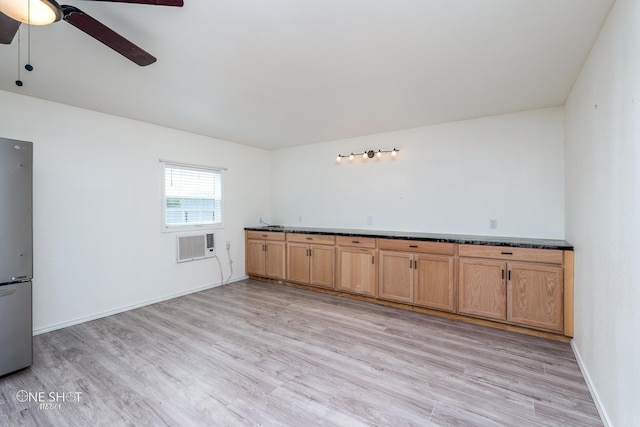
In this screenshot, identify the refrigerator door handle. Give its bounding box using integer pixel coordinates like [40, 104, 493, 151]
[12, 276, 27, 281]
[0, 289, 16, 298]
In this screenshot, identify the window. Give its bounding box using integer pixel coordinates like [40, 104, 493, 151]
[162, 162, 223, 230]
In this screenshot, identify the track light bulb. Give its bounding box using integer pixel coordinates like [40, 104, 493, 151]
[336, 155, 341, 162]
[376, 150, 382, 158]
[349, 153, 354, 160]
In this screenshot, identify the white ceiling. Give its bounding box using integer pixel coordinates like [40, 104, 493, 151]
[0, 0, 613, 150]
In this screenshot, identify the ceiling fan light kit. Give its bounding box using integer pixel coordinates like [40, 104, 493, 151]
[0, 0, 62, 25]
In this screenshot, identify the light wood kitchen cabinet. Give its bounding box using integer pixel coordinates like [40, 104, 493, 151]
[414, 254, 456, 312]
[336, 236, 377, 296]
[378, 239, 456, 311]
[507, 262, 563, 332]
[309, 245, 335, 288]
[379, 251, 413, 303]
[287, 242, 310, 283]
[458, 258, 507, 320]
[247, 239, 267, 276]
[286, 234, 335, 289]
[245, 231, 286, 280]
[458, 245, 564, 332]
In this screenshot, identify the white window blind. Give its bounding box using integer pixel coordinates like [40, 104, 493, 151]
[162, 162, 223, 229]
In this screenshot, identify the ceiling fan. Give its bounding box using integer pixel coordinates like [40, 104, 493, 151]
[0, 0, 183, 66]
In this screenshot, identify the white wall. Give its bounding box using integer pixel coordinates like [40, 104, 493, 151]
[564, 0, 640, 425]
[0, 90, 271, 334]
[271, 107, 565, 239]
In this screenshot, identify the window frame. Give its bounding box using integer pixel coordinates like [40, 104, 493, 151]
[160, 161, 224, 232]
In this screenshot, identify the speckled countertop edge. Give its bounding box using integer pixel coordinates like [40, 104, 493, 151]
[244, 226, 574, 250]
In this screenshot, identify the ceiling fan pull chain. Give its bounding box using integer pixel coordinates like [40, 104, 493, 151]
[25, 0, 33, 72]
[15, 28, 22, 87]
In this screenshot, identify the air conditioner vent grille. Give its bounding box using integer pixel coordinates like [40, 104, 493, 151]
[177, 233, 215, 262]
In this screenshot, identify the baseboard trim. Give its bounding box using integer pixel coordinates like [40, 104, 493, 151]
[33, 275, 249, 336]
[571, 340, 611, 427]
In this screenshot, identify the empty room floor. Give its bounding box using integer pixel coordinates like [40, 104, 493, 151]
[0, 280, 601, 426]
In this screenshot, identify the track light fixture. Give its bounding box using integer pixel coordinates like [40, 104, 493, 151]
[336, 148, 398, 162]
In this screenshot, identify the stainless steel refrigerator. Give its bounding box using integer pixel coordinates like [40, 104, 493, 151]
[0, 137, 33, 377]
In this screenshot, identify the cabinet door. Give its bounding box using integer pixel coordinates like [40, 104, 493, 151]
[310, 245, 335, 288]
[336, 247, 377, 296]
[414, 254, 455, 312]
[507, 262, 563, 332]
[378, 251, 413, 303]
[265, 241, 286, 279]
[287, 243, 310, 284]
[458, 258, 506, 320]
[246, 239, 266, 277]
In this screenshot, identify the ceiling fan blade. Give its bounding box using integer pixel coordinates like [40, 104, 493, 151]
[80, 0, 183, 6]
[62, 5, 156, 66]
[0, 11, 21, 45]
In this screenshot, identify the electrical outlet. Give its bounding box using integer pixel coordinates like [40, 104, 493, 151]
[489, 219, 498, 229]
[298, 216, 302, 223]
[367, 216, 374, 226]
[259, 216, 263, 223]
[226, 241, 230, 250]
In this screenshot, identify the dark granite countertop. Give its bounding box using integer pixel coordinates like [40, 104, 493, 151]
[245, 226, 574, 250]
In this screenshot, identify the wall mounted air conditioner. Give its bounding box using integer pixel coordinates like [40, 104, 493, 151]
[176, 233, 215, 262]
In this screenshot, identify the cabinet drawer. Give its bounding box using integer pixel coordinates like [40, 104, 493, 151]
[246, 231, 286, 241]
[459, 244, 563, 264]
[336, 236, 377, 249]
[378, 239, 455, 255]
[286, 233, 335, 245]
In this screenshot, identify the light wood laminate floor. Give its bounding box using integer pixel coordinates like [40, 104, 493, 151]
[0, 279, 602, 426]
